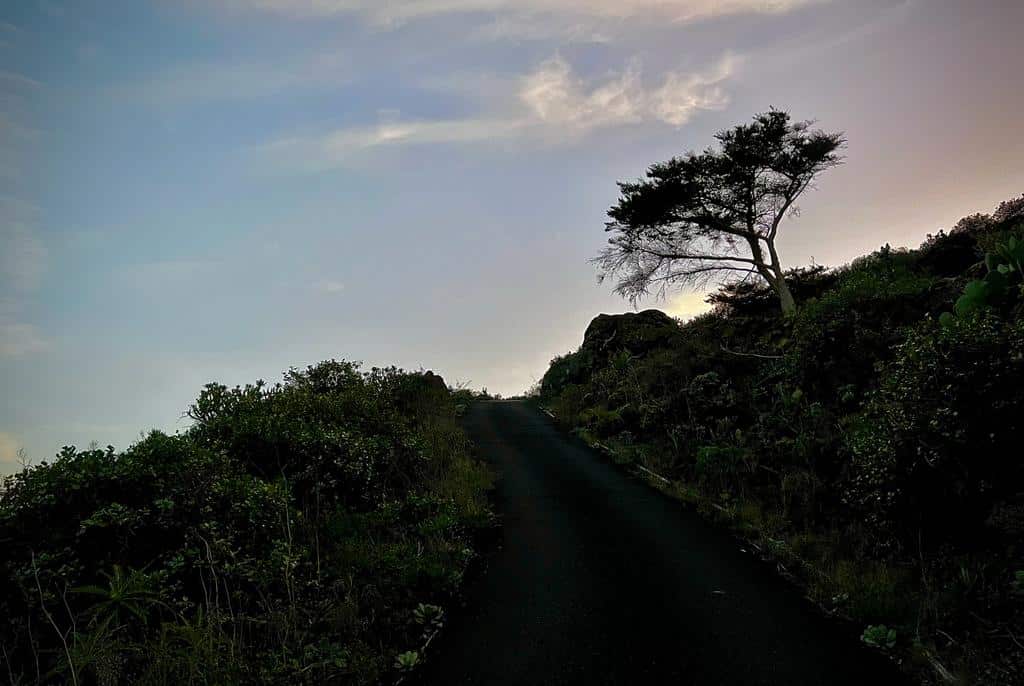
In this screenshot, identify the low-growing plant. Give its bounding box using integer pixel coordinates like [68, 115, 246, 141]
[861, 624, 897, 650]
[394, 650, 421, 671]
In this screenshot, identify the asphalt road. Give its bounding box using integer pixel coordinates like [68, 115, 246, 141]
[413, 401, 904, 685]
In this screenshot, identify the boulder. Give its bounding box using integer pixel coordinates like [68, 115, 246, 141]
[419, 370, 448, 394]
[580, 309, 681, 359]
[540, 310, 682, 398]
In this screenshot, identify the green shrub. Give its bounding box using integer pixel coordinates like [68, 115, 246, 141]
[787, 245, 939, 397]
[861, 624, 897, 650]
[0, 361, 492, 685]
[843, 313, 1024, 549]
[946, 232, 1024, 319]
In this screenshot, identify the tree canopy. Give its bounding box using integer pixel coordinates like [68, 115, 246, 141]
[596, 110, 845, 313]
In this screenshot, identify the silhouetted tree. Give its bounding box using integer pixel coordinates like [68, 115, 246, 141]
[595, 110, 845, 314]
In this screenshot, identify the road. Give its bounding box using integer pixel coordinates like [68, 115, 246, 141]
[413, 401, 904, 685]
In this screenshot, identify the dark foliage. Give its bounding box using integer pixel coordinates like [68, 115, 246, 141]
[541, 196, 1024, 683]
[0, 361, 492, 685]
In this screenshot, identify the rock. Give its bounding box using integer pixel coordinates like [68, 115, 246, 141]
[540, 310, 683, 398]
[580, 310, 681, 359]
[419, 370, 448, 394]
[541, 310, 681, 397]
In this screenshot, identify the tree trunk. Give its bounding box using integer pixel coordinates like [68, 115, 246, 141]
[775, 276, 796, 314]
[763, 237, 795, 314]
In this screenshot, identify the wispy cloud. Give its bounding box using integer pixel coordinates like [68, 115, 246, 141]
[0, 70, 42, 89]
[260, 54, 737, 169]
[468, 15, 612, 43]
[520, 53, 734, 129]
[217, 0, 825, 44]
[226, 0, 822, 26]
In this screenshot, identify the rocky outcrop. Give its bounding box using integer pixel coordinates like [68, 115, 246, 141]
[419, 370, 448, 394]
[580, 310, 681, 359]
[541, 310, 681, 397]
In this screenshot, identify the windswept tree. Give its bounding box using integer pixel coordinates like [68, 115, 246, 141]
[596, 110, 845, 314]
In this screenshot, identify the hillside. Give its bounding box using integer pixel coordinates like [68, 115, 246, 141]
[538, 196, 1024, 684]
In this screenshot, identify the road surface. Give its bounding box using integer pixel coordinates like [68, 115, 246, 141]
[413, 401, 903, 685]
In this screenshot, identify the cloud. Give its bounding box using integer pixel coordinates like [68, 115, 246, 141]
[217, 0, 824, 43]
[227, 0, 822, 26]
[521, 53, 734, 130]
[260, 54, 736, 169]
[0, 70, 42, 89]
[469, 15, 612, 43]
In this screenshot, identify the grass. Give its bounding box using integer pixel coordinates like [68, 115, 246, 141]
[562, 419, 919, 654]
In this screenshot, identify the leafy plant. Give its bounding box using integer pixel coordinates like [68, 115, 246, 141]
[394, 650, 421, 671]
[861, 624, 897, 650]
[72, 565, 166, 628]
[413, 603, 445, 630]
[947, 232, 1024, 320]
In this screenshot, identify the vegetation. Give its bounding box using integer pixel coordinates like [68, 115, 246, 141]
[540, 195, 1024, 684]
[595, 109, 845, 314]
[0, 361, 493, 685]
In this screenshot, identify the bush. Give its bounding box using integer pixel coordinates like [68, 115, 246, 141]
[843, 314, 1024, 550]
[0, 361, 492, 685]
[786, 245, 940, 397]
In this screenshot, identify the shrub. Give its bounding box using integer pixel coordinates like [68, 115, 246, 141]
[0, 361, 492, 685]
[946, 232, 1024, 319]
[786, 245, 939, 398]
[843, 314, 1024, 550]
[861, 624, 897, 650]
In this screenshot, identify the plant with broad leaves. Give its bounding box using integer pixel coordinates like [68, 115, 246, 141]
[861, 624, 897, 650]
[72, 565, 167, 628]
[394, 650, 420, 671]
[413, 603, 445, 630]
[943, 232, 1024, 324]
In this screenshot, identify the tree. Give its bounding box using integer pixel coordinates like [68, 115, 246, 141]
[595, 110, 845, 314]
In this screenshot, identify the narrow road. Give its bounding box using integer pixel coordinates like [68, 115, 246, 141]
[414, 401, 904, 685]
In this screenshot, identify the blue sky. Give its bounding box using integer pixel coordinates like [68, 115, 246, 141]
[2, 0, 1023, 470]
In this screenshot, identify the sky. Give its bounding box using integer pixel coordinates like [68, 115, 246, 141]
[1, 0, 1023, 471]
